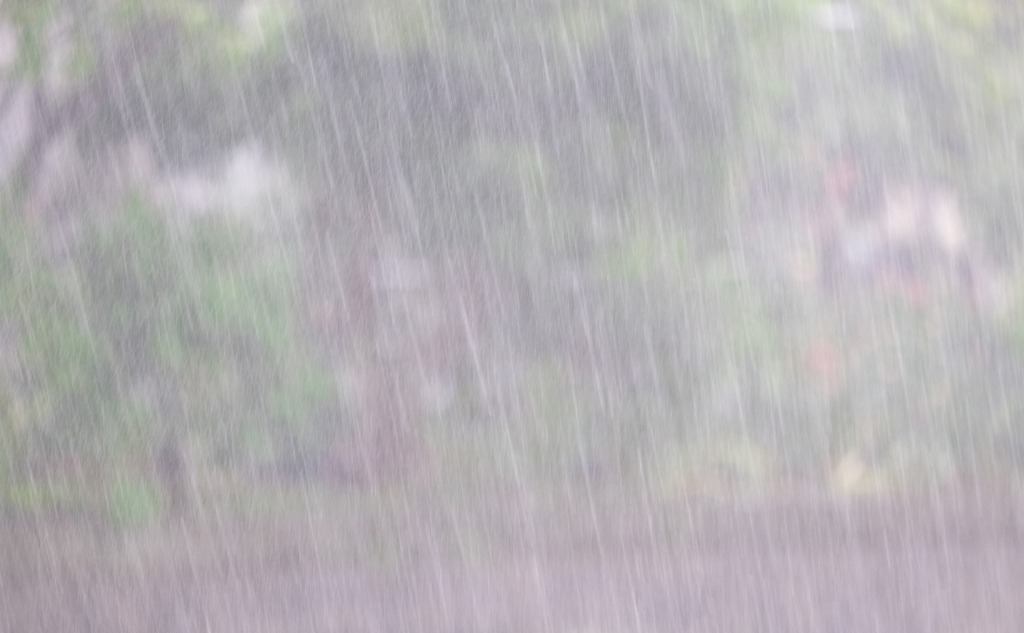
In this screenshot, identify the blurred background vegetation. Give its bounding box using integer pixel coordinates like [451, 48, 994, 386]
[2, 0, 1024, 526]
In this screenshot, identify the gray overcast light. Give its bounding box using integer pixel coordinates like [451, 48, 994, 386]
[1, 1, 1023, 631]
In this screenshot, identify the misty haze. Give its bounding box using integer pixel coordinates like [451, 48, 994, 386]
[1, 1, 1023, 631]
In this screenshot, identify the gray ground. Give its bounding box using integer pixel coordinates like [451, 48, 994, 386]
[3, 487, 1023, 633]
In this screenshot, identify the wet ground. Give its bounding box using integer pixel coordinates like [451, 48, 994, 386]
[3, 486, 1023, 632]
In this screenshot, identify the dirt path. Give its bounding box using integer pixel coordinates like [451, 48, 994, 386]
[3, 489, 1023, 632]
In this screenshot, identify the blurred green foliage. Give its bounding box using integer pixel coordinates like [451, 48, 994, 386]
[0, 193, 336, 512]
[3, 0, 1024, 515]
